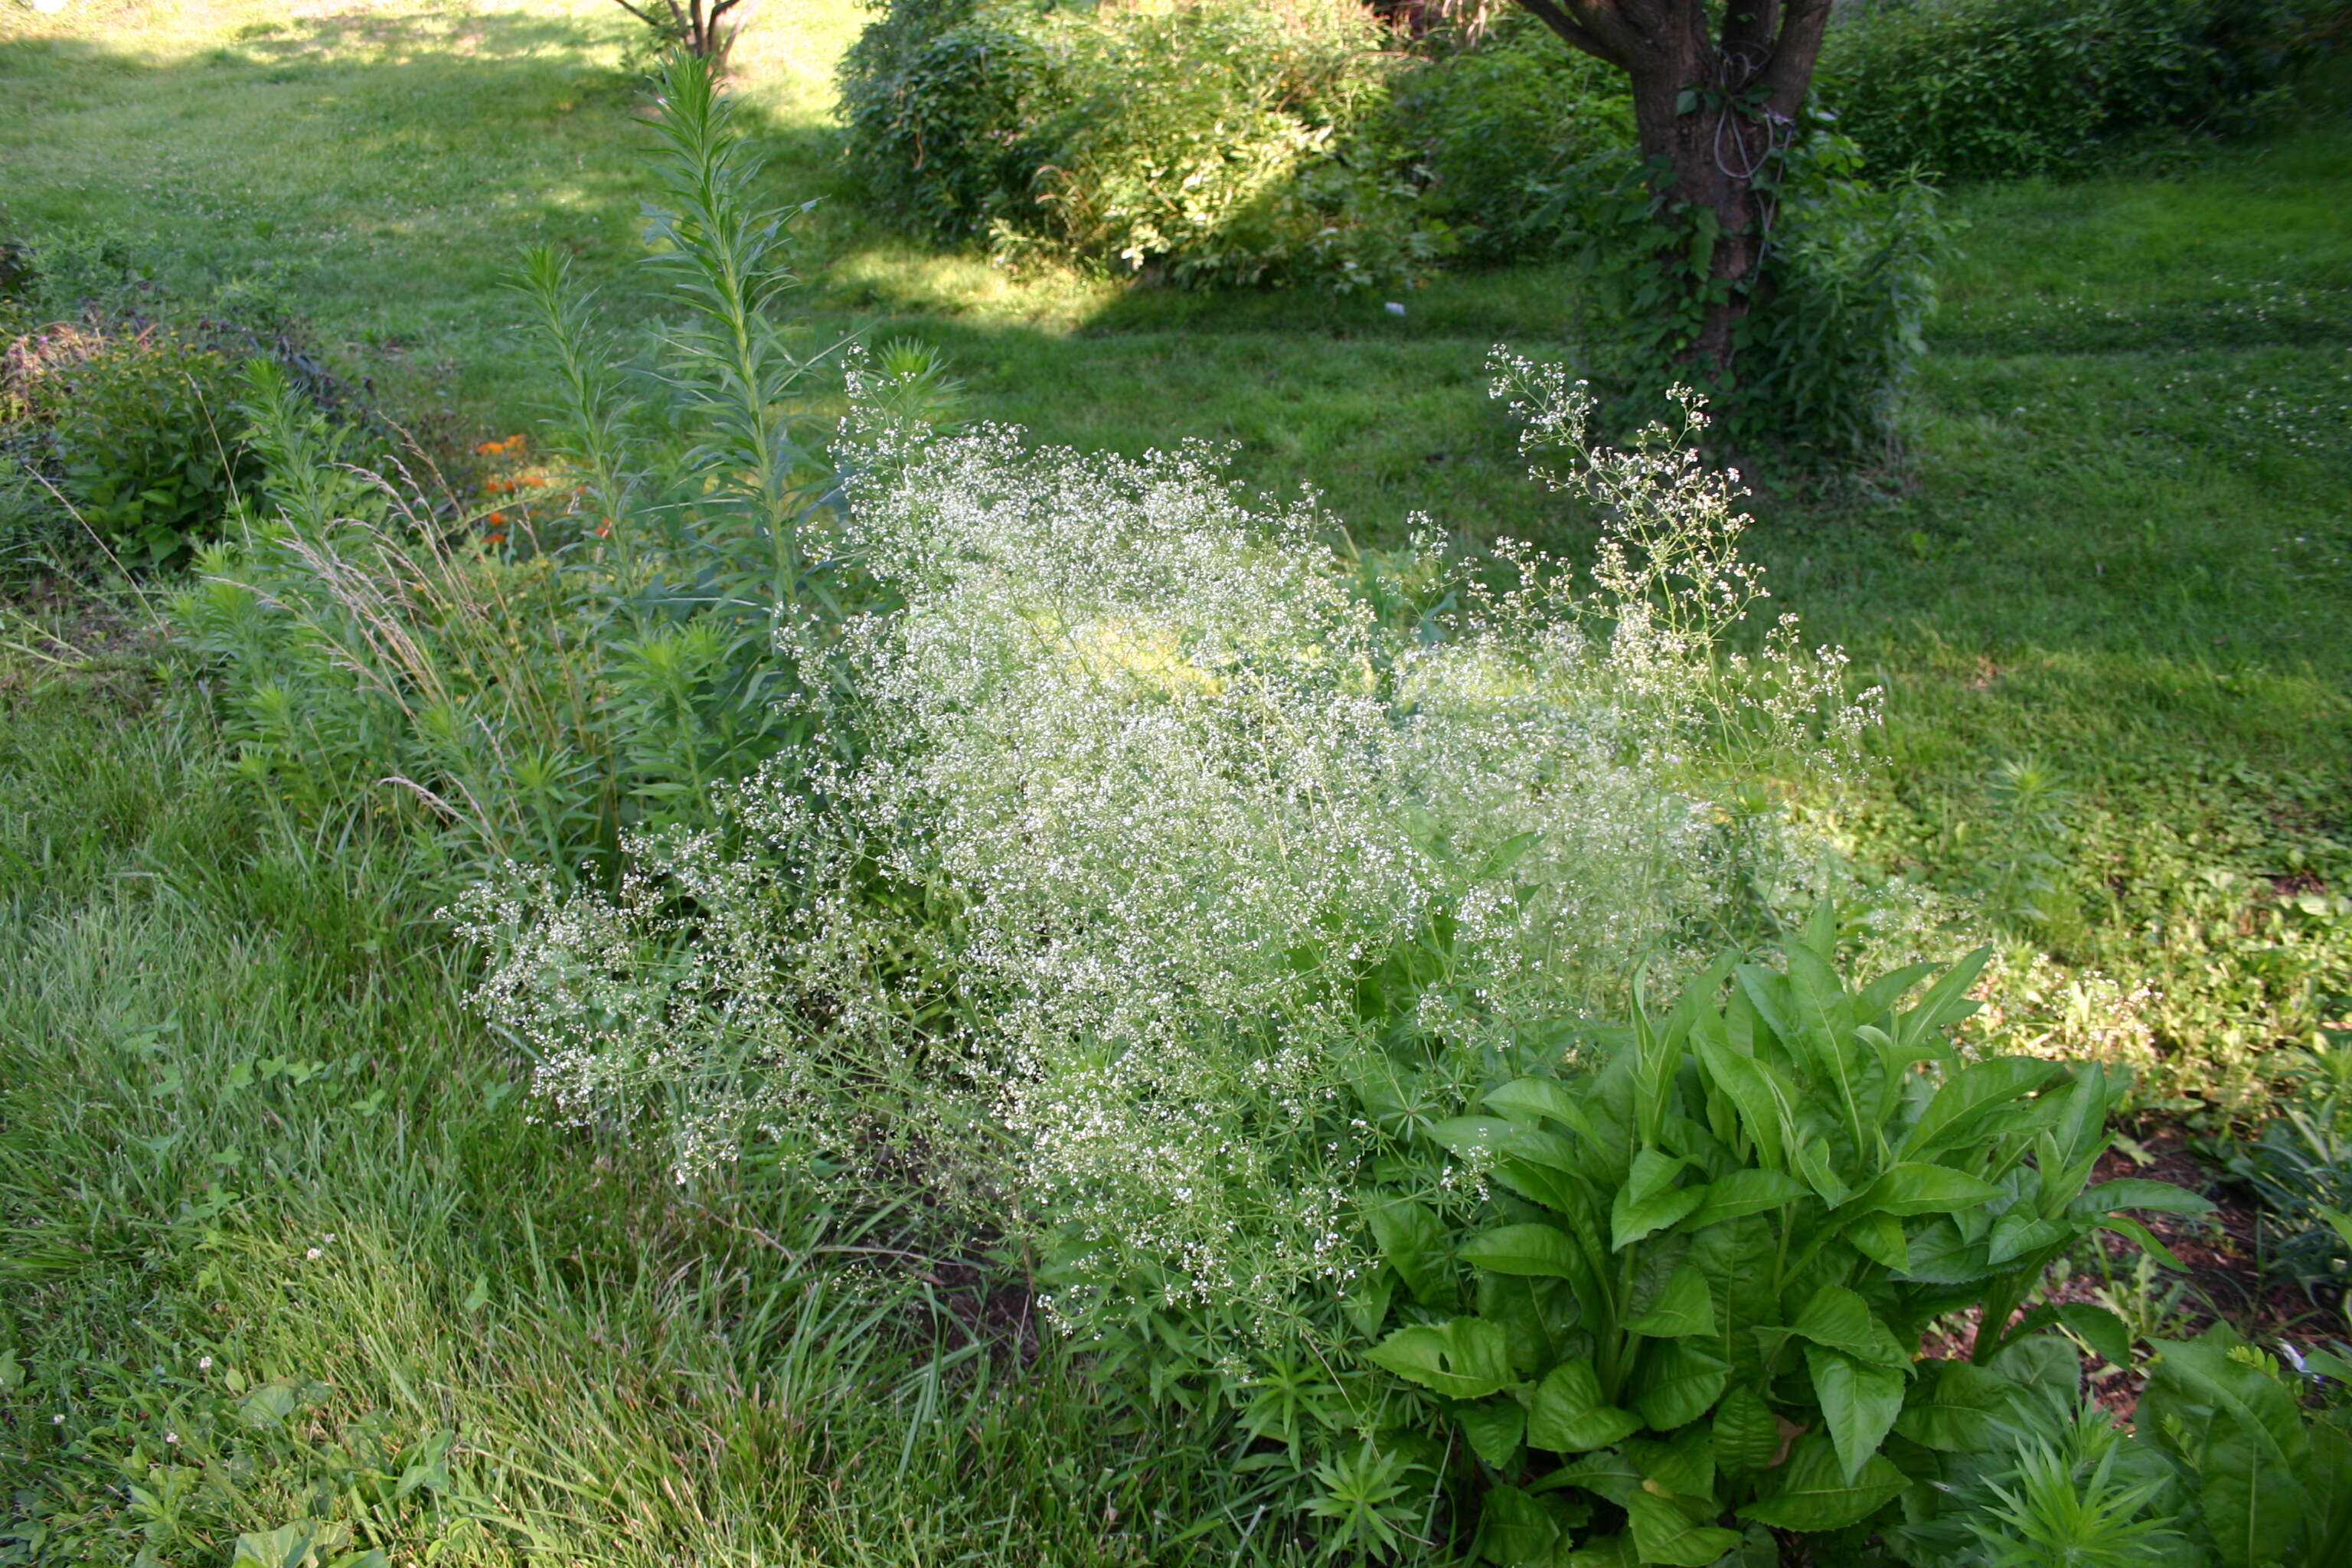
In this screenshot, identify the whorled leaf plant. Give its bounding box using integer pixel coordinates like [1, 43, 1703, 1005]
[1355, 905, 2210, 1564]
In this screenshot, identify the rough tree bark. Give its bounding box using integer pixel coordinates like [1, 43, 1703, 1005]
[1508, 0, 1836, 375]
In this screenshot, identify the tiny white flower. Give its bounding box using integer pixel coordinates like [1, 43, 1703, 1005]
[165, 1432, 180, 1446]
[198, 1356, 214, 1371]
[305, 1247, 322, 1261]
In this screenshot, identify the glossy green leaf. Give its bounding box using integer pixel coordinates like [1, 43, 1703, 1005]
[2099, 1214, 2189, 1272]
[1691, 1037, 1790, 1170]
[1627, 1491, 1741, 1568]
[1896, 1217, 1994, 1284]
[1461, 1223, 1583, 1280]
[1478, 1482, 1560, 1567]
[2203, 1424, 2306, 1568]
[1632, 1340, 1730, 1431]
[1485, 1076, 1601, 1144]
[1712, 1384, 1780, 1471]
[1898, 1057, 2057, 1159]
[1528, 1360, 1642, 1454]
[1857, 1161, 2002, 1217]
[1789, 1284, 1908, 1370]
[1563, 1534, 1638, 1568]
[1625, 1262, 1717, 1338]
[1986, 1207, 2072, 1266]
[1845, 1211, 1907, 1271]
[1893, 1360, 2009, 1452]
[1612, 1153, 1707, 1251]
[1686, 1168, 1808, 1230]
[2007, 1302, 2133, 1370]
[2076, 1178, 2212, 1217]
[1854, 961, 1941, 1022]
[1891, 947, 1991, 1052]
[1627, 1425, 1718, 1502]
[1739, 1436, 1906, 1530]
[1788, 1135, 1851, 1207]
[1455, 1396, 1527, 1470]
[1367, 1317, 1516, 1400]
[1545, 1448, 1643, 1507]
[1367, 1199, 1455, 1309]
[1491, 1156, 1586, 1219]
[1805, 1346, 1906, 1481]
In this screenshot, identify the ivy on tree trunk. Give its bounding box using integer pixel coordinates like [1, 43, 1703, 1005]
[1510, 0, 1836, 375]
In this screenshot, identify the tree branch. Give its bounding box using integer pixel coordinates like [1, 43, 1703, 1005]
[606, 0, 671, 31]
[1511, 0, 1632, 68]
[1758, 0, 1835, 113]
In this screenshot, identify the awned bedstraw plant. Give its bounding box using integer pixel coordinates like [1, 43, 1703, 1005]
[455, 354, 1902, 1402]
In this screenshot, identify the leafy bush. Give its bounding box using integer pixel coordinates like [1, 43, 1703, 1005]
[1350, 906, 2209, 1562]
[171, 55, 877, 880]
[839, 0, 1442, 289]
[0, 234, 348, 570]
[1380, 14, 1632, 263]
[1818, 0, 2325, 181]
[836, 0, 1051, 244]
[1557, 119, 1954, 467]
[50, 328, 263, 567]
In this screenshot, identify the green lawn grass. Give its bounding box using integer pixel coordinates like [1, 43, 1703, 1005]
[4, 0, 2349, 1557]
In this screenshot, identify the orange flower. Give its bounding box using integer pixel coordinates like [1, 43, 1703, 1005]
[595, 521, 612, 538]
[483, 478, 506, 494]
[474, 439, 498, 456]
[485, 511, 507, 527]
[485, 531, 507, 544]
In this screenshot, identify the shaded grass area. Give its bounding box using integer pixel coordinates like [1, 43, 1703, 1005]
[0, 658, 1227, 1563]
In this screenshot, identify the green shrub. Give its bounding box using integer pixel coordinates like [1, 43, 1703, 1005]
[52, 328, 262, 567]
[1347, 906, 2209, 1562]
[1380, 15, 1632, 263]
[1818, 0, 2324, 181]
[838, 0, 1442, 289]
[0, 234, 347, 572]
[836, 0, 1052, 244]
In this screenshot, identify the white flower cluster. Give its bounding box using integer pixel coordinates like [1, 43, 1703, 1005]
[458, 352, 1879, 1342]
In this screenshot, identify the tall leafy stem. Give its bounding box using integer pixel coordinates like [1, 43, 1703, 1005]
[639, 51, 841, 619]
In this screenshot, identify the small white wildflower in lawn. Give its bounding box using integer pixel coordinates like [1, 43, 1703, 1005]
[305, 1247, 322, 1261]
[165, 1432, 179, 1446]
[198, 1356, 213, 1371]
[456, 350, 1895, 1349]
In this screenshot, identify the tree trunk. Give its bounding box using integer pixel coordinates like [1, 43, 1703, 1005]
[1512, 0, 1836, 378]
